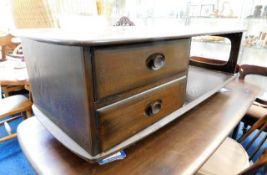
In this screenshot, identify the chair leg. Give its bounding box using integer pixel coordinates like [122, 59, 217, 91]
[22, 108, 33, 119]
[21, 112, 27, 119]
[1, 86, 9, 97]
[26, 109, 33, 118]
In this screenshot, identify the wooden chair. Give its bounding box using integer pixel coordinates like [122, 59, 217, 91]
[197, 114, 267, 175]
[0, 0, 50, 140]
[0, 94, 32, 142]
[0, 34, 25, 97]
[24, 81, 32, 102]
[239, 65, 267, 133]
[190, 57, 267, 135]
[2, 85, 25, 98]
[0, 33, 18, 61]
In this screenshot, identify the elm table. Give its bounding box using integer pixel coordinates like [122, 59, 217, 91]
[17, 78, 261, 175]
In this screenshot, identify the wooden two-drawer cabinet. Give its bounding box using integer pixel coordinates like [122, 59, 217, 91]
[18, 27, 244, 161]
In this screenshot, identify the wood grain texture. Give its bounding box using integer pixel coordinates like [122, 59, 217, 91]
[19, 28, 244, 159]
[21, 39, 97, 155]
[21, 37, 190, 156]
[98, 77, 186, 151]
[17, 80, 260, 175]
[93, 39, 190, 99]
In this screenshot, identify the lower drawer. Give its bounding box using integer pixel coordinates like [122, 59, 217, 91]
[97, 76, 187, 151]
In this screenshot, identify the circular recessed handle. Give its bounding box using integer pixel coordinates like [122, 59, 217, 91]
[145, 100, 162, 116]
[146, 53, 165, 71]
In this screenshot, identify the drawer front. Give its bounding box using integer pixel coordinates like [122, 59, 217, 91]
[93, 39, 190, 100]
[97, 77, 187, 151]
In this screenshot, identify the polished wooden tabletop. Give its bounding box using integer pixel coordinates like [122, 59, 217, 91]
[0, 59, 28, 86]
[17, 79, 260, 175]
[15, 26, 245, 46]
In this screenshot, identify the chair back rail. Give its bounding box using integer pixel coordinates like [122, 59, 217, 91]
[239, 64, 267, 107]
[239, 148, 267, 175]
[190, 54, 267, 174]
[237, 115, 267, 175]
[239, 64, 267, 80]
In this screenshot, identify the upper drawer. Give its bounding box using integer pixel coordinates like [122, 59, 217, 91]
[93, 39, 190, 100]
[97, 76, 187, 151]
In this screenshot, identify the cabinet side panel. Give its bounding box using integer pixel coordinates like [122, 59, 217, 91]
[22, 39, 95, 154]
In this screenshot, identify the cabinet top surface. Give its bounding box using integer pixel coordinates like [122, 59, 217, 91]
[15, 26, 245, 46]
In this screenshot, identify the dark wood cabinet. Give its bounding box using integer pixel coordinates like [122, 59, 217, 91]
[17, 27, 244, 161]
[21, 37, 189, 157]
